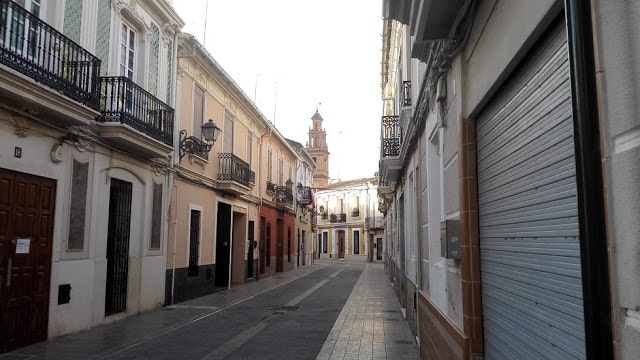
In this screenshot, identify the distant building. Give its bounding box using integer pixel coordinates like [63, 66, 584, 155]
[286, 139, 316, 267]
[306, 110, 330, 189]
[315, 177, 384, 262]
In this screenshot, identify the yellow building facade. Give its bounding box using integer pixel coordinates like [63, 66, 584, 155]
[315, 177, 385, 262]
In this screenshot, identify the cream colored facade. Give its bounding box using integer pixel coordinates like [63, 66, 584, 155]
[315, 177, 384, 261]
[169, 33, 267, 303]
[287, 139, 316, 267]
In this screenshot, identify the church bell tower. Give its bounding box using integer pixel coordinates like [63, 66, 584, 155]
[306, 109, 330, 188]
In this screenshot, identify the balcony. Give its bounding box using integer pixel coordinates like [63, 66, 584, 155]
[379, 115, 402, 182]
[297, 185, 312, 206]
[351, 209, 360, 218]
[365, 216, 385, 230]
[266, 180, 276, 195]
[0, 0, 101, 123]
[330, 213, 347, 223]
[274, 186, 293, 205]
[414, 0, 467, 41]
[217, 153, 254, 194]
[96, 76, 174, 158]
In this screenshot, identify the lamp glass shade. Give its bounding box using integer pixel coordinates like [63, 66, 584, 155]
[201, 119, 220, 142]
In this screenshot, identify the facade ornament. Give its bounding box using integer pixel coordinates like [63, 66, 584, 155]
[11, 114, 29, 138]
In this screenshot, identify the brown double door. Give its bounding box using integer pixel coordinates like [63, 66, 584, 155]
[0, 169, 56, 353]
[337, 230, 345, 259]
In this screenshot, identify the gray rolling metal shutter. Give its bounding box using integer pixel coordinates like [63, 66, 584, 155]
[476, 22, 586, 359]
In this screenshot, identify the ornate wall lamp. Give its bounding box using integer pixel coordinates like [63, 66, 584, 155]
[179, 119, 221, 161]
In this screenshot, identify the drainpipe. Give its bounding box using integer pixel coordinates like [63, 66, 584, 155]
[564, 1, 613, 358]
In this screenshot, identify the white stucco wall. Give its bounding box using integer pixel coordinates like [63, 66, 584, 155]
[592, 1, 640, 358]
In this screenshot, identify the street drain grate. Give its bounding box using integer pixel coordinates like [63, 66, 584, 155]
[384, 318, 400, 321]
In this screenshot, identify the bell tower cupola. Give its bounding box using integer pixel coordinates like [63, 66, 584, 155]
[306, 108, 330, 188]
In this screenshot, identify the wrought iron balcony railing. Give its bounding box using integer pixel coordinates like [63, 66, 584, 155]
[266, 180, 276, 194]
[297, 185, 312, 206]
[98, 76, 174, 146]
[365, 216, 385, 229]
[402, 81, 411, 107]
[330, 213, 347, 223]
[274, 186, 294, 205]
[381, 115, 401, 157]
[217, 153, 254, 187]
[351, 209, 360, 218]
[0, 0, 101, 109]
[321, 212, 328, 220]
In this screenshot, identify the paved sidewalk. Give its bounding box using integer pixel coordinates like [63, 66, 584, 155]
[316, 263, 419, 360]
[3, 260, 419, 360]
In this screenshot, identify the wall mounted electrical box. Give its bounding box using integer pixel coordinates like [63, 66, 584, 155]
[440, 220, 461, 260]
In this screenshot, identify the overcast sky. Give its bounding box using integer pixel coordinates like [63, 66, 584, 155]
[172, 0, 383, 182]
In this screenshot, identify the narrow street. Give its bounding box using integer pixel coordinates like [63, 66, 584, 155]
[3, 261, 419, 360]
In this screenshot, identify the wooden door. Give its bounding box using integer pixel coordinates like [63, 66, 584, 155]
[0, 169, 56, 353]
[259, 218, 265, 274]
[337, 230, 345, 259]
[276, 219, 283, 272]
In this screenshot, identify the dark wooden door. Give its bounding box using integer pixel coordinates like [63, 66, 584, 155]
[259, 218, 265, 274]
[0, 169, 56, 353]
[215, 203, 231, 287]
[247, 221, 254, 279]
[188, 210, 201, 277]
[376, 238, 383, 260]
[276, 219, 283, 272]
[105, 178, 132, 316]
[337, 230, 345, 259]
